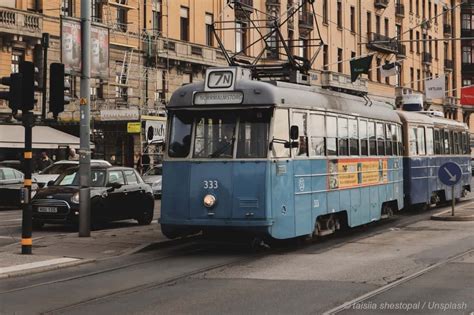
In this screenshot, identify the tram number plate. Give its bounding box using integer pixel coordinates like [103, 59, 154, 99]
[203, 180, 219, 189]
[37, 206, 57, 213]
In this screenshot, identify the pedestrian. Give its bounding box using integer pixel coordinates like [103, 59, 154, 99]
[68, 148, 79, 160]
[37, 151, 53, 171]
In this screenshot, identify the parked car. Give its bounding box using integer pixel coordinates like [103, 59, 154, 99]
[32, 165, 155, 228]
[471, 159, 474, 176]
[0, 167, 24, 207]
[142, 164, 162, 198]
[0, 160, 22, 172]
[33, 159, 111, 189]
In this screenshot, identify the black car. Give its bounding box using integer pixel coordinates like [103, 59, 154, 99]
[32, 166, 155, 228]
[0, 167, 25, 208]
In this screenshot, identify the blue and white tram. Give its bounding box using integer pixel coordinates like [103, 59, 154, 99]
[397, 111, 471, 207]
[160, 67, 404, 239]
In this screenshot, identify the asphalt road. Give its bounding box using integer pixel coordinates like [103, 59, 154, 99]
[0, 201, 162, 247]
[0, 201, 473, 315]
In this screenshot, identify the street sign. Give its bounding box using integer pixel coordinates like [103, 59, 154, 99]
[438, 162, 462, 186]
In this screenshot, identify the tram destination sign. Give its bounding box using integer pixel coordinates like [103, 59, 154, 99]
[194, 91, 243, 105]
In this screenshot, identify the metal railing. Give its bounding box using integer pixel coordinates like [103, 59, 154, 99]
[298, 11, 314, 29]
[367, 32, 398, 54]
[374, 0, 390, 9]
[422, 52, 432, 64]
[395, 3, 405, 17]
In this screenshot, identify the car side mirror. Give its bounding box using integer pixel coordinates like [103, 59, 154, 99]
[107, 182, 122, 191]
[290, 125, 299, 140]
[47, 180, 55, 187]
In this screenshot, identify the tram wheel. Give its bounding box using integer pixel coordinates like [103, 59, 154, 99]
[381, 204, 394, 219]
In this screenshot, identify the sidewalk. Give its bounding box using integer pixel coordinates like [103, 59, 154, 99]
[431, 200, 474, 221]
[0, 223, 170, 279]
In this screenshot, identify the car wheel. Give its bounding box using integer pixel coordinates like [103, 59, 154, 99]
[32, 220, 44, 230]
[137, 207, 153, 225]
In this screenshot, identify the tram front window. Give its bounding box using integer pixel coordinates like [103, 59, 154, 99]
[168, 112, 193, 158]
[194, 112, 236, 158]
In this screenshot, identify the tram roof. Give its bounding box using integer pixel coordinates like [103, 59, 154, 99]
[168, 79, 401, 123]
[396, 110, 468, 130]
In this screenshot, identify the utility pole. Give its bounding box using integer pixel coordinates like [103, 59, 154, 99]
[41, 33, 49, 121]
[79, 0, 91, 237]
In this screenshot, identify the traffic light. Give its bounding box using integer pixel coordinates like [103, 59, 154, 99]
[19, 61, 36, 111]
[49, 63, 70, 118]
[0, 73, 23, 112]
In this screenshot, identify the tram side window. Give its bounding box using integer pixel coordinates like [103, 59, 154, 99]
[462, 132, 467, 154]
[426, 127, 434, 155]
[338, 117, 349, 156]
[368, 121, 376, 155]
[397, 125, 403, 155]
[449, 131, 454, 154]
[385, 124, 393, 156]
[310, 114, 325, 156]
[464, 132, 470, 154]
[292, 111, 308, 157]
[360, 120, 368, 156]
[417, 127, 426, 155]
[237, 110, 270, 159]
[391, 124, 398, 156]
[376, 122, 385, 156]
[168, 111, 193, 158]
[271, 109, 290, 158]
[443, 130, 450, 154]
[454, 132, 460, 155]
[349, 119, 359, 155]
[408, 127, 417, 155]
[434, 129, 441, 154]
[326, 116, 337, 156]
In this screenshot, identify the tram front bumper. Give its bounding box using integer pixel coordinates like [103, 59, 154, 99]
[158, 218, 274, 227]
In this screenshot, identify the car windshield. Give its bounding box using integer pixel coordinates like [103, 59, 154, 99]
[144, 166, 162, 176]
[54, 169, 106, 187]
[40, 163, 76, 174]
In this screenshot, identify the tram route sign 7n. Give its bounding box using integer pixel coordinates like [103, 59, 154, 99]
[438, 162, 462, 186]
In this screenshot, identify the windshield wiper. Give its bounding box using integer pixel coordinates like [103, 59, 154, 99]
[209, 138, 234, 158]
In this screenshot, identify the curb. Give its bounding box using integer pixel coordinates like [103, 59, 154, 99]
[431, 213, 474, 221]
[0, 258, 95, 280]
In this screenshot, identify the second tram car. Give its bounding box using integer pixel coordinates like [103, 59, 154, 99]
[160, 67, 406, 239]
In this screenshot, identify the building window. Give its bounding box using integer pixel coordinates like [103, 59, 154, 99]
[367, 11, 372, 34]
[322, 0, 328, 24]
[435, 39, 438, 59]
[61, 0, 74, 17]
[409, 30, 414, 52]
[384, 18, 389, 36]
[463, 46, 472, 64]
[91, 0, 102, 22]
[350, 6, 355, 32]
[236, 21, 247, 54]
[410, 67, 414, 89]
[416, 0, 419, 16]
[376, 15, 381, 34]
[152, 0, 162, 35]
[180, 6, 189, 41]
[434, 4, 438, 24]
[416, 31, 420, 53]
[288, 30, 294, 56]
[462, 14, 472, 30]
[417, 69, 421, 91]
[337, 48, 343, 73]
[323, 44, 328, 71]
[428, 1, 431, 20]
[376, 58, 381, 83]
[205, 13, 214, 46]
[11, 50, 25, 73]
[117, 7, 127, 31]
[337, 0, 342, 29]
[385, 61, 390, 85]
[422, 0, 425, 19]
[463, 79, 472, 87]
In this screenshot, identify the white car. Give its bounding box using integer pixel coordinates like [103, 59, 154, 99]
[33, 160, 111, 188]
[142, 165, 162, 198]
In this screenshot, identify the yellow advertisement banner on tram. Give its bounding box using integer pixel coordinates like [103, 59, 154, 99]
[328, 159, 388, 190]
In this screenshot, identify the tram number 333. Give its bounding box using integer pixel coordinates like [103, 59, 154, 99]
[203, 180, 219, 189]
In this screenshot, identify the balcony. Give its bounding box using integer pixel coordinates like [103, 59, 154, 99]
[321, 71, 368, 96]
[229, 0, 254, 18]
[298, 11, 314, 37]
[266, 0, 280, 6]
[444, 59, 453, 71]
[422, 52, 432, 65]
[421, 19, 431, 30]
[0, 7, 42, 38]
[444, 96, 457, 109]
[367, 32, 398, 54]
[374, 0, 389, 9]
[395, 3, 405, 17]
[443, 24, 452, 36]
[396, 43, 407, 58]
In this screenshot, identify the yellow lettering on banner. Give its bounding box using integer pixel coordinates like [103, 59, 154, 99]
[337, 161, 359, 188]
[21, 238, 32, 245]
[361, 160, 381, 185]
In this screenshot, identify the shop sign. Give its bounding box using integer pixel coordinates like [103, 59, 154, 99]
[100, 109, 140, 121]
[145, 120, 166, 144]
[127, 122, 141, 134]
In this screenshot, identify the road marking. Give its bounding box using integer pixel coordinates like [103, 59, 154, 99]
[323, 249, 474, 314]
[0, 258, 79, 275]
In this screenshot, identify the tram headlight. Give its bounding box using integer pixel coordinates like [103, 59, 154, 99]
[203, 194, 216, 208]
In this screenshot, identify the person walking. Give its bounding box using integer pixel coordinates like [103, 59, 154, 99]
[68, 148, 79, 160]
[37, 151, 53, 171]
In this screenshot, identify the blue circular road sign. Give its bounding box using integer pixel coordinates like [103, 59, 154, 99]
[438, 162, 462, 186]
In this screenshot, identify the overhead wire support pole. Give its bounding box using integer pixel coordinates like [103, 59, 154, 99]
[79, 0, 92, 237]
[21, 111, 34, 254]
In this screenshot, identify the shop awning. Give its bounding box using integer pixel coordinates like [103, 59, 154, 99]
[0, 124, 91, 149]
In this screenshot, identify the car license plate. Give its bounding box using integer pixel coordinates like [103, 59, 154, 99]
[37, 206, 57, 213]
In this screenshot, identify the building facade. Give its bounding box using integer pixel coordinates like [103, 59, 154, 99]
[0, 0, 469, 164]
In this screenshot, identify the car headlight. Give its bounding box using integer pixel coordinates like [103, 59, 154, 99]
[71, 192, 80, 204]
[203, 194, 216, 208]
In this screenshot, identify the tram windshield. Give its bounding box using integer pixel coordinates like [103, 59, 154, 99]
[168, 110, 270, 159]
